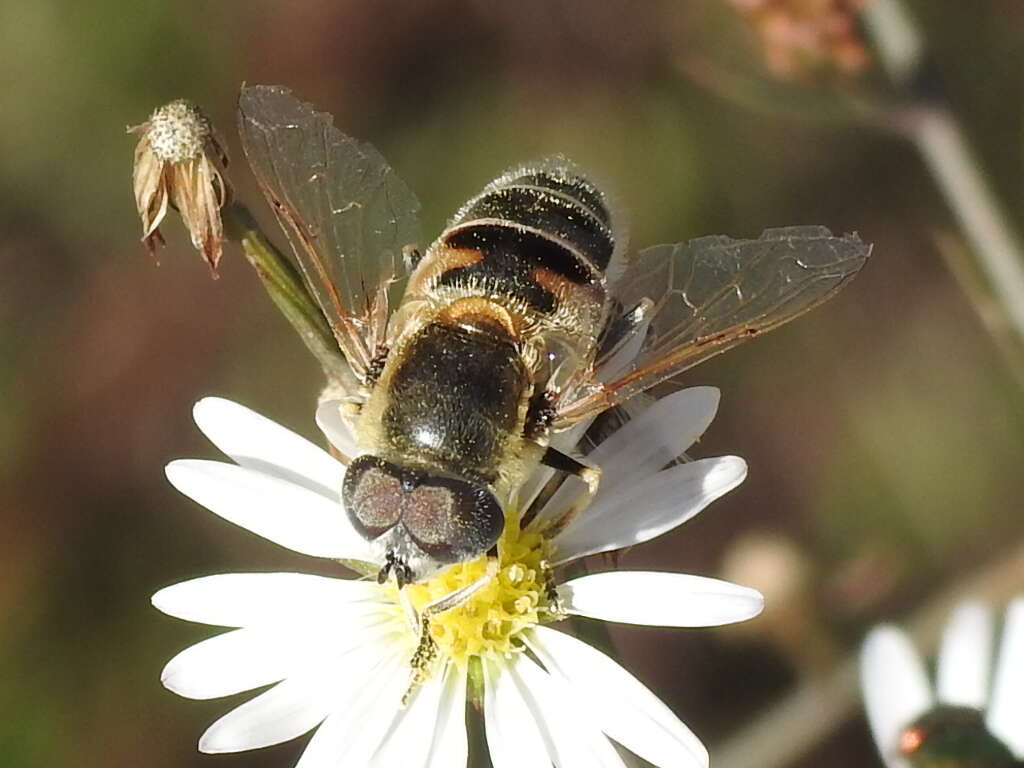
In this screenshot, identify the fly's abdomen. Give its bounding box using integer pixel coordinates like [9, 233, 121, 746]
[451, 163, 616, 272]
[404, 162, 615, 353]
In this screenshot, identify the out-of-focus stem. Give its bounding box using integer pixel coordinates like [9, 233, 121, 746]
[860, 0, 922, 84]
[932, 231, 1024, 392]
[909, 108, 1024, 338]
[223, 202, 356, 389]
[713, 539, 1024, 768]
[863, 0, 1024, 345]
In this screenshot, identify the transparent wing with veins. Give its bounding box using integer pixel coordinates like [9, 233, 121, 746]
[554, 226, 870, 426]
[237, 84, 421, 381]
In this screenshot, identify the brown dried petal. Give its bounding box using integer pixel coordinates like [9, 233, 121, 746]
[169, 159, 225, 273]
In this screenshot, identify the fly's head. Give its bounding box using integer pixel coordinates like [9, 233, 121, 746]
[342, 454, 505, 586]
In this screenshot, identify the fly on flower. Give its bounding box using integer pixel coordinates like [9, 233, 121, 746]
[860, 599, 1024, 768]
[149, 84, 868, 765]
[157, 391, 759, 766]
[235, 84, 869, 621]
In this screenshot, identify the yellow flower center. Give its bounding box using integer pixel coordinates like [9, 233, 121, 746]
[399, 513, 556, 668]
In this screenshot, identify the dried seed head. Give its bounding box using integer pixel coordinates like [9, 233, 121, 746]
[128, 99, 232, 274]
[145, 100, 214, 164]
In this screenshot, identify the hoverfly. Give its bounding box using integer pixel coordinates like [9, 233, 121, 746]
[237, 84, 869, 613]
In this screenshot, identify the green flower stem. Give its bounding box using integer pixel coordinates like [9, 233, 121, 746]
[222, 202, 356, 389]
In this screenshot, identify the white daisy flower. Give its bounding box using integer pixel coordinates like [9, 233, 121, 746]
[860, 598, 1024, 768]
[153, 387, 761, 768]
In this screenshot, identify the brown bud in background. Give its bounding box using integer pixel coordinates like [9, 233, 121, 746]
[128, 100, 232, 274]
[721, 532, 840, 676]
[725, 0, 871, 78]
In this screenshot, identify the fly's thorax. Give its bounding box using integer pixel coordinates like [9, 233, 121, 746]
[357, 307, 539, 498]
[345, 305, 543, 584]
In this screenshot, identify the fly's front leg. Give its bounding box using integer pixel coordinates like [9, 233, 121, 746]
[402, 243, 423, 271]
[401, 554, 500, 707]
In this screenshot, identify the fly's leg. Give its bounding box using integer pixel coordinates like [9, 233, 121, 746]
[538, 446, 602, 537]
[422, 555, 501, 617]
[402, 243, 423, 271]
[541, 447, 601, 497]
[401, 555, 500, 707]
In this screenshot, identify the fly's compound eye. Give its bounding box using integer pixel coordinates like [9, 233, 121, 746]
[401, 476, 504, 563]
[342, 455, 504, 563]
[342, 455, 406, 539]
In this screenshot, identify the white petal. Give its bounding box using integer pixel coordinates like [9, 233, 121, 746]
[860, 626, 932, 768]
[198, 671, 335, 753]
[531, 389, 722, 534]
[483, 658, 551, 768]
[511, 654, 627, 768]
[987, 597, 1024, 757]
[347, 663, 427, 766]
[161, 628, 290, 699]
[529, 626, 707, 768]
[425, 664, 469, 768]
[194, 397, 344, 499]
[315, 399, 359, 460]
[552, 456, 746, 565]
[557, 571, 764, 627]
[589, 386, 719, 476]
[936, 601, 993, 708]
[293, 650, 409, 768]
[166, 460, 372, 561]
[152, 572, 383, 627]
[160, 616, 399, 700]
[543, 388, 720, 520]
[369, 666, 451, 768]
[596, 313, 653, 381]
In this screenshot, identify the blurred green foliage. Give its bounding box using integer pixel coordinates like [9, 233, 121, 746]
[1, 1, 1022, 766]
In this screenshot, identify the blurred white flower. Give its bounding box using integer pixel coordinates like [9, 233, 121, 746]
[153, 389, 760, 767]
[860, 599, 1024, 768]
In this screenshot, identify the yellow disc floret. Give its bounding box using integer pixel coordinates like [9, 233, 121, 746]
[401, 513, 556, 668]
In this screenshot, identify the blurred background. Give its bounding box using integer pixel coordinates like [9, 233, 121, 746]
[2, 0, 1022, 766]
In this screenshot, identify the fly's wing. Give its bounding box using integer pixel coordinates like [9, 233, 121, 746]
[237, 85, 421, 381]
[554, 226, 870, 426]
